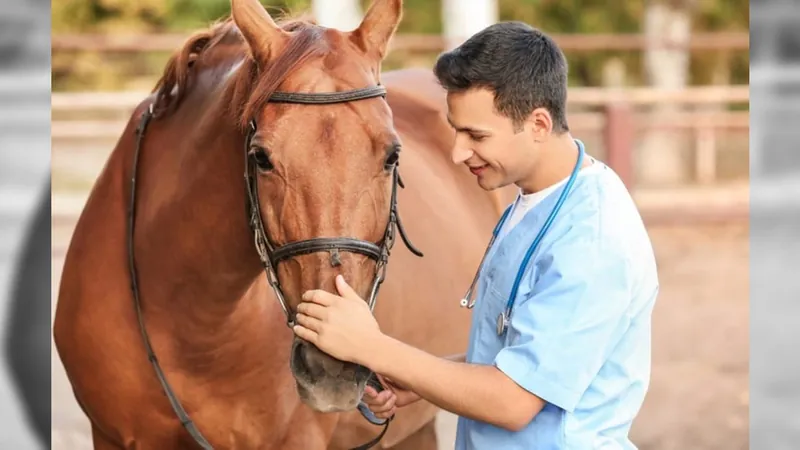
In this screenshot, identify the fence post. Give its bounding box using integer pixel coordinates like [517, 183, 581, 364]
[604, 101, 635, 190]
[695, 125, 717, 184]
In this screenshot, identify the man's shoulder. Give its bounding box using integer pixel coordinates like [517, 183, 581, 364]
[541, 164, 654, 276]
[575, 162, 635, 209]
[549, 164, 637, 233]
[571, 164, 647, 237]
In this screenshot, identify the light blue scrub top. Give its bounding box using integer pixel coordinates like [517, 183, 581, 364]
[454, 157, 659, 450]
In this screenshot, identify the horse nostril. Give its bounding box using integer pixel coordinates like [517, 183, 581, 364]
[321, 353, 344, 377]
[302, 344, 315, 367]
[292, 342, 309, 375]
[299, 342, 327, 376]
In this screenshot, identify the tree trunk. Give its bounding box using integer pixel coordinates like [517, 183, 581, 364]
[442, 0, 497, 51]
[312, 0, 363, 31]
[638, 1, 693, 186]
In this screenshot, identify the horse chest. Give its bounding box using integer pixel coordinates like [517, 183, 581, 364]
[68, 328, 295, 449]
[182, 395, 335, 450]
[115, 395, 293, 449]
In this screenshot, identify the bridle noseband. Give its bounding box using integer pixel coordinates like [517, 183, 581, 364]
[127, 84, 422, 450]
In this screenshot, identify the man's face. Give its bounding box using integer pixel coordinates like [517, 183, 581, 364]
[446, 88, 538, 191]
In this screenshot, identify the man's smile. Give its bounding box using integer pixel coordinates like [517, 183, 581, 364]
[468, 164, 488, 176]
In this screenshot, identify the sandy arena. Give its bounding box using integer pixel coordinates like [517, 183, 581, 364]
[48, 203, 749, 449]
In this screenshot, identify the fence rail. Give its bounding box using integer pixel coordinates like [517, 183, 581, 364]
[51, 86, 749, 110]
[49, 184, 749, 243]
[48, 110, 748, 138]
[52, 31, 750, 53]
[51, 85, 750, 189]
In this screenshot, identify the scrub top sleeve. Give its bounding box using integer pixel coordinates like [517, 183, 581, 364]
[492, 229, 633, 413]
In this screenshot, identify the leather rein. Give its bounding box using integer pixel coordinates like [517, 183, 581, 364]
[126, 84, 422, 450]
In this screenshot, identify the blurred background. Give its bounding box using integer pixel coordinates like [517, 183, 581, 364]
[3, 0, 767, 448]
[0, 0, 51, 448]
[749, 1, 800, 449]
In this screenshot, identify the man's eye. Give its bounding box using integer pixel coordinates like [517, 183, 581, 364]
[470, 134, 486, 142]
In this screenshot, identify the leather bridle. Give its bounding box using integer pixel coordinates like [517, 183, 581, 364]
[126, 84, 422, 450]
[244, 85, 423, 329]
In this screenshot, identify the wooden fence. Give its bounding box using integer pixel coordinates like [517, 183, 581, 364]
[49, 84, 750, 224]
[50, 85, 749, 186]
[52, 32, 750, 53]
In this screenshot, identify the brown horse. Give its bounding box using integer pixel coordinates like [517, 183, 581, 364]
[53, 0, 515, 448]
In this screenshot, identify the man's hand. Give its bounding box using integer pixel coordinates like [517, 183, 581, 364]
[362, 374, 422, 419]
[294, 275, 382, 366]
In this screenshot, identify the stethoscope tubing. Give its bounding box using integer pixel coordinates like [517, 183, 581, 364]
[460, 141, 586, 336]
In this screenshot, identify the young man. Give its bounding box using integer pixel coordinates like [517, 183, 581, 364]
[293, 22, 659, 449]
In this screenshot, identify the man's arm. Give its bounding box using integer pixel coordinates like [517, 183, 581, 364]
[364, 228, 635, 430]
[367, 335, 544, 432]
[295, 279, 543, 430]
[445, 352, 466, 363]
[296, 209, 636, 432]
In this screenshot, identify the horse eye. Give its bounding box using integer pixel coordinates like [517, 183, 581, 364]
[384, 150, 400, 171]
[251, 147, 274, 171]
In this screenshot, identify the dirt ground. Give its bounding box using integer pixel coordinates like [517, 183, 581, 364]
[49, 214, 749, 450]
[626, 221, 749, 450]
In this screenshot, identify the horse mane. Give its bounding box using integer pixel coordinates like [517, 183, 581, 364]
[150, 10, 327, 130]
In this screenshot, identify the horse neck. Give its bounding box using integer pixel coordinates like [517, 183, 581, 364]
[133, 63, 264, 327]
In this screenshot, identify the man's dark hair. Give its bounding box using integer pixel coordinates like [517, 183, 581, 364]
[433, 21, 569, 133]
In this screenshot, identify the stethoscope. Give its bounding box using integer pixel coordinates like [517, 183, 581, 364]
[459, 140, 585, 337]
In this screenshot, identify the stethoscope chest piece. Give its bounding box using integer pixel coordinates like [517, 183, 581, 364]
[496, 312, 509, 337]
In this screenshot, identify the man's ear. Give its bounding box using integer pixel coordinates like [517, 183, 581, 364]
[526, 108, 554, 141]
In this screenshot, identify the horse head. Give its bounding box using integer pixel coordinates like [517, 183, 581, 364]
[229, 0, 412, 413]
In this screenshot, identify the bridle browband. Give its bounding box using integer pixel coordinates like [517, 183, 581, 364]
[126, 84, 422, 450]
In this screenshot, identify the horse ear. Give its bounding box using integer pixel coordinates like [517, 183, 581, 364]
[230, 0, 288, 61]
[351, 0, 403, 60]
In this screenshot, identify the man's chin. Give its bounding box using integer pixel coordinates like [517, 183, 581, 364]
[476, 176, 502, 191]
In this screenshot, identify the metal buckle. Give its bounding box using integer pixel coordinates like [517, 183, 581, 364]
[253, 229, 269, 264]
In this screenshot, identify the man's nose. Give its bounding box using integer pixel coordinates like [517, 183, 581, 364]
[451, 140, 473, 165]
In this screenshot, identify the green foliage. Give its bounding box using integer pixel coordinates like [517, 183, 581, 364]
[494, 0, 647, 87]
[690, 0, 750, 85]
[694, 0, 749, 31]
[378, 0, 442, 34]
[164, 0, 316, 30]
[54, 0, 745, 36]
[165, 0, 236, 30]
[51, 0, 750, 91]
[53, 0, 311, 32]
[53, 0, 171, 32]
[498, 0, 644, 34]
